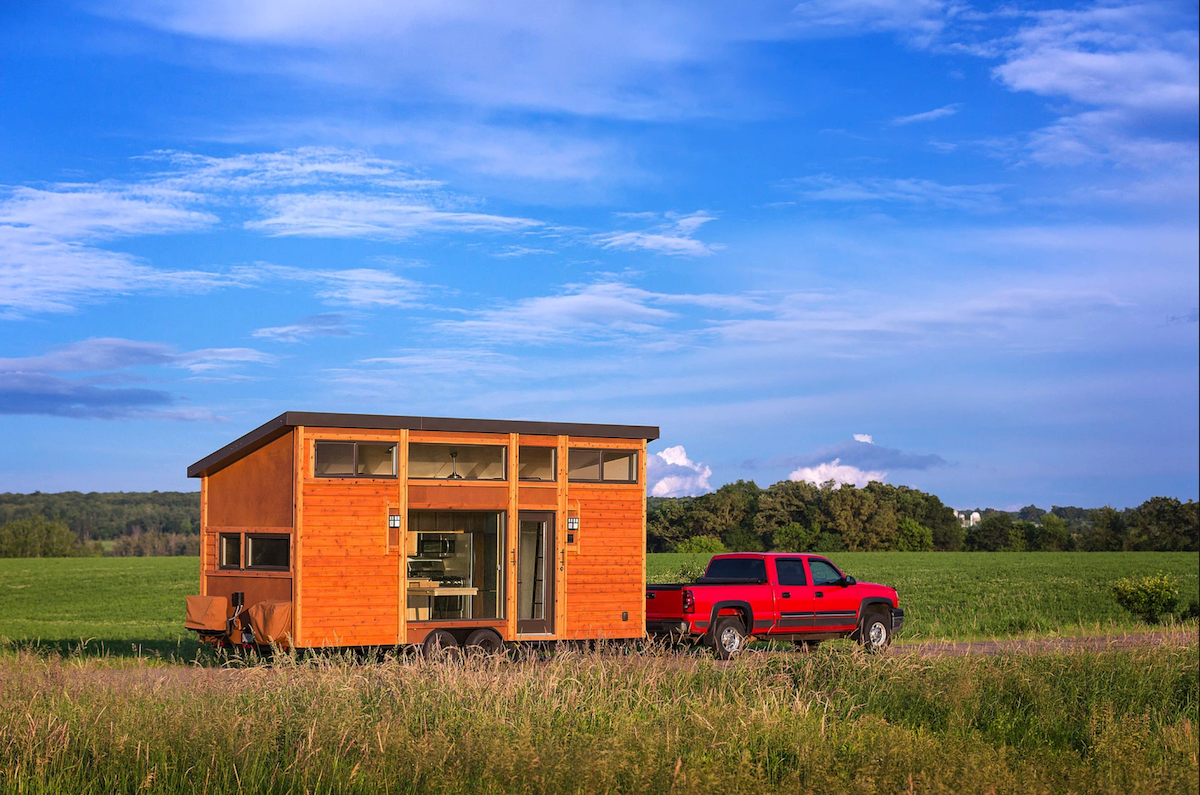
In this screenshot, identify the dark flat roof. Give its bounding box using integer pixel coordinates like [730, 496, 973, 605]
[187, 411, 660, 478]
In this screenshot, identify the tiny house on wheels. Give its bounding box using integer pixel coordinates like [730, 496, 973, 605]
[183, 411, 658, 654]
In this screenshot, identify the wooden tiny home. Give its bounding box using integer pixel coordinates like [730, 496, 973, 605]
[186, 412, 659, 648]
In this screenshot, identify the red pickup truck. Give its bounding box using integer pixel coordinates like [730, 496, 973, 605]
[646, 552, 903, 658]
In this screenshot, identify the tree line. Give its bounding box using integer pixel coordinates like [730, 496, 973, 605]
[0, 491, 201, 558]
[1, 486, 1196, 558]
[648, 480, 1199, 553]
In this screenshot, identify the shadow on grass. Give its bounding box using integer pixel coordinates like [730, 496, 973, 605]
[0, 636, 215, 664]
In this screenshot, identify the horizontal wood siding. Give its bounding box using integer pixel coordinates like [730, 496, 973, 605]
[300, 438, 400, 648]
[563, 483, 645, 639]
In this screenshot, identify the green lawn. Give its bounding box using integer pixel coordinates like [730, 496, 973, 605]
[0, 556, 202, 658]
[650, 551, 1200, 640]
[1, 553, 1197, 659]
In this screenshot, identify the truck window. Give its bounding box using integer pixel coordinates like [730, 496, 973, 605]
[808, 558, 842, 586]
[776, 558, 807, 586]
[705, 558, 767, 581]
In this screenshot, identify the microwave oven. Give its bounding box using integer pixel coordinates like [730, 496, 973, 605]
[419, 538, 456, 557]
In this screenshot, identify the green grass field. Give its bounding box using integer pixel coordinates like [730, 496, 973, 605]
[0, 553, 1196, 660]
[651, 551, 1200, 640]
[1, 554, 1197, 793]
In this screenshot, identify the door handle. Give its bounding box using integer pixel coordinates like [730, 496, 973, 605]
[815, 591, 824, 598]
[559, 548, 565, 572]
[781, 592, 791, 599]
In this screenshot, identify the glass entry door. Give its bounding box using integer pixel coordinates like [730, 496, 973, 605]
[517, 512, 555, 634]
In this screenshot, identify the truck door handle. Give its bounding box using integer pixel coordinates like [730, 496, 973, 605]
[815, 591, 824, 598]
[781, 592, 790, 599]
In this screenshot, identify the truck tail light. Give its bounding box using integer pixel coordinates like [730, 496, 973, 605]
[682, 589, 695, 613]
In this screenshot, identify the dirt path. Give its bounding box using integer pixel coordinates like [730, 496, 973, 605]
[891, 629, 1196, 657]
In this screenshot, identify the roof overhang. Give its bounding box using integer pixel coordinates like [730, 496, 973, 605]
[187, 411, 660, 478]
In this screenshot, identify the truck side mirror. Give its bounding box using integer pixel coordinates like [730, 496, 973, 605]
[842, 575, 856, 587]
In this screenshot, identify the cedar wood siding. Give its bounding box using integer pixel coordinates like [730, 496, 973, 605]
[299, 428, 402, 648]
[562, 439, 646, 640]
[201, 431, 295, 625]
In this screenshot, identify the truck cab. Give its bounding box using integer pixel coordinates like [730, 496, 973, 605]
[646, 553, 903, 658]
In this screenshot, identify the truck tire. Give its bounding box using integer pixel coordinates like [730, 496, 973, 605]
[464, 628, 504, 655]
[711, 616, 748, 660]
[422, 629, 460, 660]
[858, 610, 892, 652]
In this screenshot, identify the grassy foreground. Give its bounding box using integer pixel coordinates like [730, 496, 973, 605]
[1, 640, 1197, 794]
[0, 553, 1197, 657]
[651, 551, 1200, 640]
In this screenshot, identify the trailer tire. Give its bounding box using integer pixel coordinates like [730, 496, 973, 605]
[464, 628, 504, 655]
[422, 629, 460, 660]
[711, 616, 748, 660]
[858, 610, 891, 652]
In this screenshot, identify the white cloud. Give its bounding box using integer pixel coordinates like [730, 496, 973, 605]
[788, 175, 1007, 212]
[788, 458, 887, 488]
[253, 313, 353, 342]
[853, 433, 874, 443]
[247, 192, 540, 240]
[648, 445, 713, 497]
[595, 211, 723, 257]
[891, 103, 961, 125]
[789, 0, 955, 46]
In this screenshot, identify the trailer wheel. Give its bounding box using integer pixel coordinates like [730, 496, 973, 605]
[858, 610, 891, 652]
[711, 617, 747, 660]
[464, 628, 504, 655]
[421, 629, 460, 660]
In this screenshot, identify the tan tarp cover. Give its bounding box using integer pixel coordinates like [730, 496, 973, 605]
[246, 600, 292, 645]
[185, 595, 228, 631]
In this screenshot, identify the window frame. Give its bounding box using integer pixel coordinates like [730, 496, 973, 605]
[313, 440, 398, 480]
[218, 533, 242, 570]
[806, 557, 844, 587]
[775, 557, 808, 586]
[407, 443, 508, 482]
[567, 448, 639, 484]
[517, 446, 557, 482]
[244, 533, 291, 572]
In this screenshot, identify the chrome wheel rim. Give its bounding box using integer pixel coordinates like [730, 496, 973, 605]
[868, 621, 886, 646]
[720, 627, 742, 653]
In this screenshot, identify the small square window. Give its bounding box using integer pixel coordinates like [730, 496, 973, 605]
[246, 535, 290, 570]
[314, 442, 355, 476]
[602, 450, 638, 482]
[219, 534, 241, 569]
[567, 449, 601, 480]
[519, 447, 556, 481]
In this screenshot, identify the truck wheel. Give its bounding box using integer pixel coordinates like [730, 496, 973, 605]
[422, 629, 460, 660]
[464, 628, 504, 656]
[858, 611, 891, 652]
[711, 617, 747, 660]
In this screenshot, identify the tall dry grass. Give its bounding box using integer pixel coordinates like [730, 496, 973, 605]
[1, 639, 1196, 794]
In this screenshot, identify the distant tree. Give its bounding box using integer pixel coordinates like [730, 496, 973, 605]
[1017, 505, 1046, 523]
[672, 535, 726, 554]
[109, 531, 200, 557]
[0, 516, 90, 558]
[1127, 497, 1199, 552]
[1025, 512, 1072, 551]
[1079, 507, 1128, 551]
[933, 520, 965, 551]
[772, 521, 821, 552]
[1050, 505, 1089, 524]
[895, 517, 934, 551]
[968, 513, 1023, 552]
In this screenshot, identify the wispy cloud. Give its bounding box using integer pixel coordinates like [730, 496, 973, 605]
[787, 175, 1007, 212]
[595, 211, 723, 256]
[891, 103, 961, 125]
[253, 313, 354, 342]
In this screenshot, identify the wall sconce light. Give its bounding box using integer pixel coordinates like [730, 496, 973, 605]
[388, 514, 401, 529]
[567, 517, 579, 531]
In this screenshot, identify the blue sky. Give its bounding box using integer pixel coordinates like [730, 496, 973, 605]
[1, 1, 1196, 509]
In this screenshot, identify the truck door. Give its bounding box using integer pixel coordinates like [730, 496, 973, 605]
[806, 557, 859, 630]
[771, 557, 815, 633]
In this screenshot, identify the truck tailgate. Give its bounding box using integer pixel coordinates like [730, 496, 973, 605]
[645, 584, 685, 622]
